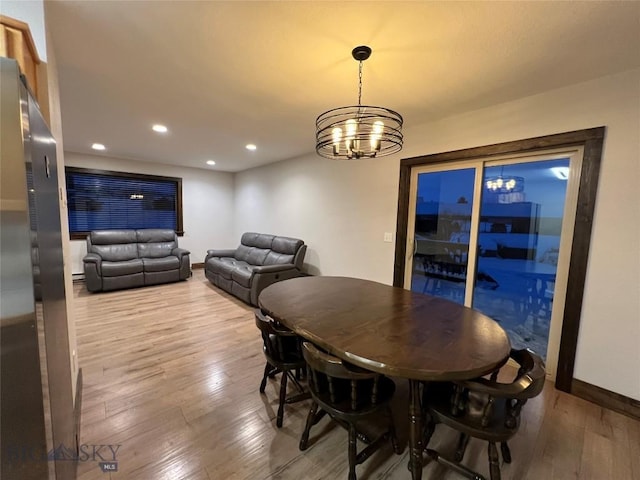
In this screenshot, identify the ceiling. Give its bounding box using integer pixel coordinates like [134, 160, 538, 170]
[45, 1, 640, 173]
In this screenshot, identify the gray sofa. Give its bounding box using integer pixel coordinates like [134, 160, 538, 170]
[205, 232, 306, 306]
[83, 229, 191, 292]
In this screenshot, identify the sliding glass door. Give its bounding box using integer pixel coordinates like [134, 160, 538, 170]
[406, 167, 476, 304]
[405, 149, 582, 371]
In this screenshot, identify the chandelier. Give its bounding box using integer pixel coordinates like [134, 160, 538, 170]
[485, 175, 525, 193]
[315, 46, 403, 160]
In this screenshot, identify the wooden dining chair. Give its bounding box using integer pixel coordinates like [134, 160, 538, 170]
[422, 348, 546, 480]
[255, 310, 308, 428]
[299, 341, 400, 480]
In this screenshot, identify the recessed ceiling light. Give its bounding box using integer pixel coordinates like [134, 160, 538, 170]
[206, 160, 216, 166]
[246, 144, 257, 151]
[91, 143, 106, 151]
[152, 124, 168, 133]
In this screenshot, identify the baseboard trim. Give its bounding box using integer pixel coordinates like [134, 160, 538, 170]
[191, 262, 204, 269]
[572, 378, 639, 420]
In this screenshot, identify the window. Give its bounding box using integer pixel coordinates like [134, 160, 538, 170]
[65, 167, 183, 240]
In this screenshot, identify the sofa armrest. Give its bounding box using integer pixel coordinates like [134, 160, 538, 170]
[83, 253, 102, 265]
[293, 244, 307, 270]
[205, 249, 237, 262]
[172, 248, 191, 280]
[250, 267, 304, 306]
[172, 247, 191, 259]
[252, 264, 297, 274]
[83, 253, 103, 292]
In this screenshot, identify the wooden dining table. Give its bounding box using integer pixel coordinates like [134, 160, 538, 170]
[258, 276, 511, 480]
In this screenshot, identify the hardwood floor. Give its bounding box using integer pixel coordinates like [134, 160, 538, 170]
[73, 271, 639, 480]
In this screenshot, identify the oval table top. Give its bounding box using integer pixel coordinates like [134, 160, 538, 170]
[259, 276, 511, 382]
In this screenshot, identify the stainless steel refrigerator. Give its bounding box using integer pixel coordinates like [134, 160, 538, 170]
[1, 57, 77, 479]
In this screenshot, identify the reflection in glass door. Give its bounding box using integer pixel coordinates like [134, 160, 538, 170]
[405, 154, 577, 364]
[472, 159, 570, 359]
[407, 168, 476, 305]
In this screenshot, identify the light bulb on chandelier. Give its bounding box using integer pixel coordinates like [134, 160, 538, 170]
[485, 172, 524, 194]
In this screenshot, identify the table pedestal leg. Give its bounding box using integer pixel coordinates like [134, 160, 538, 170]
[408, 379, 423, 480]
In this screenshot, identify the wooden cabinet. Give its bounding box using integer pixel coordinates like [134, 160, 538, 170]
[0, 15, 41, 100]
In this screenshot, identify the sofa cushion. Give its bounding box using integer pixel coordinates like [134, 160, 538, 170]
[136, 229, 177, 243]
[235, 244, 252, 262]
[142, 256, 180, 272]
[101, 259, 143, 277]
[263, 251, 295, 265]
[138, 242, 176, 258]
[241, 232, 275, 249]
[246, 248, 270, 265]
[215, 276, 234, 293]
[272, 236, 303, 255]
[90, 230, 137, 245]
[207, 257, 248, 280]
[231, 264, 256, 288]
[136, 229, 177, 258]
[235, 245, 269, 265]
[93, 244, 139, 262]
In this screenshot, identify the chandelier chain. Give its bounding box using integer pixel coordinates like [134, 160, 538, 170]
[357, 60, 363, 106]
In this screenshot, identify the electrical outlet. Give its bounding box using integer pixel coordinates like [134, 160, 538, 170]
[383, 232, 393, 243]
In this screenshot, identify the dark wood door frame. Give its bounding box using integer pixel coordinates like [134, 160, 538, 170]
[393, 127, 605, 393]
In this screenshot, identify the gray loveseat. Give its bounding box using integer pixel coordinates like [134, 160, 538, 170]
[83, 229, 191, 292]
[205, 232, 306, 306]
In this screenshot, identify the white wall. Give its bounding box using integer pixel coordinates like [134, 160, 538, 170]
[234, 155, 400, 279]
[65, 153, 236, 274]
[235, 68, 640, 400]
[1, 1, 47, 61]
